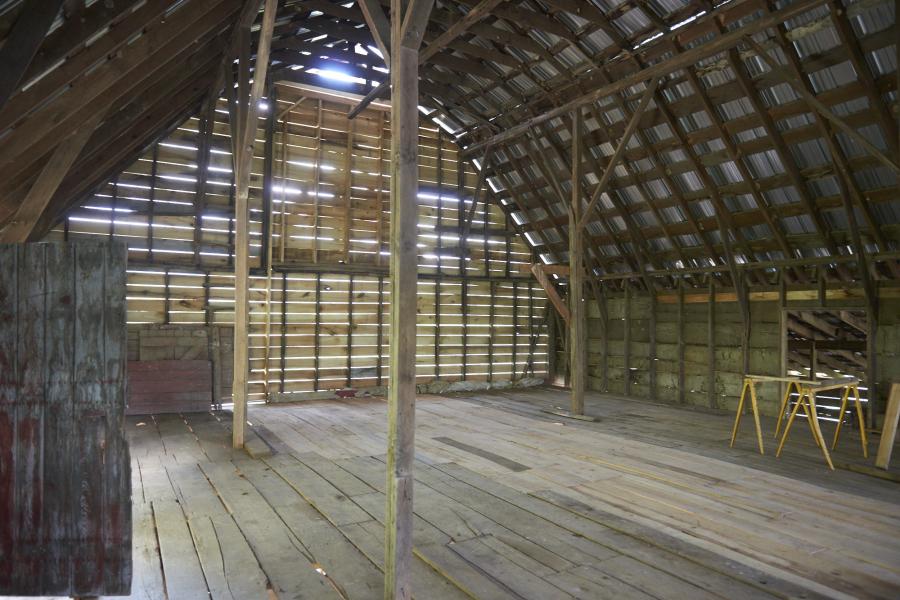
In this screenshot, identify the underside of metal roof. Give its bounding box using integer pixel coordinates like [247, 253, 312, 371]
[0, 0, 897, 290]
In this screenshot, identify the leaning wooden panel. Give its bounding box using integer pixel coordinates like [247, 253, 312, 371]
[0, 242, 131, 596]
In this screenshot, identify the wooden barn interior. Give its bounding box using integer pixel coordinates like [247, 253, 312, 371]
[1, 0, 900, 598]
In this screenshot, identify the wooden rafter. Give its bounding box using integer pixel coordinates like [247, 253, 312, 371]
[0, 0, 65, 110]
[349, 0, 503, 118]
[577, 78, 659, 233]
[0, 108, 106, 243]
[460, 0, 829, 156]
[744, 35, 900, 175]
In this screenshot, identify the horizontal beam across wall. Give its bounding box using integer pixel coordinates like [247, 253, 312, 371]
[653, 285, 900, 305]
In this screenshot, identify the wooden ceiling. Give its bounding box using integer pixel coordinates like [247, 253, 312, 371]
[0, 0, 897, 290]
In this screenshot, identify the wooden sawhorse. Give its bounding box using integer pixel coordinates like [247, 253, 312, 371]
[730, 376, 768, 454]
[775, 377, 867, 470]
[731, 375, 819, 455]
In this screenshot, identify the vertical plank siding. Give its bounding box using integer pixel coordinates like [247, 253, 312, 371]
[46, 88, 548, 400]
[0, 242, 131, 597]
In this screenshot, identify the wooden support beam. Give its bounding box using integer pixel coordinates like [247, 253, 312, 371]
[343, 109, 354, 262]
[419, 0, 505, 62]
[708, 278, 717, 409]
[577, 77, 658, 232]
[649, 287, 657, 401]
[357, 0, 392, 62]
[350, 0, 489, 118]
[193, 88, 220, 265]
[779, 270, 788, 399]
[519, 263, 569, 276]
[21, 0, 142, 91]
[262, 83, 277, 400]
[546, 300, 558, 381]
[25, 56, 221, 239]
[0, 108, 106, 243]
[744, 35, 900, 175]
[459, 145, 494, 254]
[838, 310, 867, 334]
[0, 0, 172, 134]
[740, 273, 752, 379]
[677, 278, 685, 404]
[570, 108, 586, 415]
[875, 383, 900, 470]
[385, 0, 432, 597]
[588, 278, 609, 393]
[624, 283, 632, 396]
[867, 306, 879, 428]
[460, 0, 828, 156]
[232, 0, 276, 449]
[0, 0, 65, 110]
[530, 265, 569, 325]
[0, 0, 240, 187]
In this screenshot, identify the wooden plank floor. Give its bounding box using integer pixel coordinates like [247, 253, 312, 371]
[7, 388, 900, 599]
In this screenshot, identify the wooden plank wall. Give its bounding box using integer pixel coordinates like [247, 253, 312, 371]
[0, 242, 131, 597]
[582, 284, 900, 418]
[45, 87, 548, 400]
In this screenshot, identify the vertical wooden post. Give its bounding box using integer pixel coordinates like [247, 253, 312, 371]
[347, 275, 354, 387]
[147, 146, 159, 259]
[810, 340, 817, 380]
[312, 99, 323, 263]
[280, 272, 287, 394]
[512, 281, 519, 378]
[569, 108, 586, 415]
[385, 1, 433, 598]
[867, 306, 878, 428]
[601, 284, 608, 392]
[779, 268, 788, 401]
[740, 272, 751, 378]
[546, 302, 557, 382]
[343, 109, 354, 262]
[649, 288, 657, 401]
[313, 273, 322, 390]
[708, 277, 717, 409]
[232, 0, 276, 449]
[279, 115, 289, 263]
[677, 277, 685, 404]
[624, 284, 632, 396]
[375, 112, 386, 267]
[488, 280, 496, 382]
[262, 84, 276, 401]
[194, 91, 218, 265]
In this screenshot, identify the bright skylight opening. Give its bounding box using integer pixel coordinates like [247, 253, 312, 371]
[308, 68, 367, 85]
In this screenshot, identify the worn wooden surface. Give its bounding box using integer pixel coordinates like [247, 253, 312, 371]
[13, 387, 898, 599]
[0, 242, 131, 596]
[127, 359, 212, 415]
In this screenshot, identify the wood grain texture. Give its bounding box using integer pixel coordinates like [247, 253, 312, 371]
[876, 383, 900, 469]
[0, 241, 131, 596]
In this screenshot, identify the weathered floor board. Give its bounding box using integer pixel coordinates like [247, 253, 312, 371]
[9, 388, 898, 599]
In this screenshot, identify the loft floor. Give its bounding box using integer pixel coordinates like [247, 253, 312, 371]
[15, 388, 900, 600]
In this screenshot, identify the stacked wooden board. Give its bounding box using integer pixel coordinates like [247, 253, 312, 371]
[127, 360, 212, 415]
